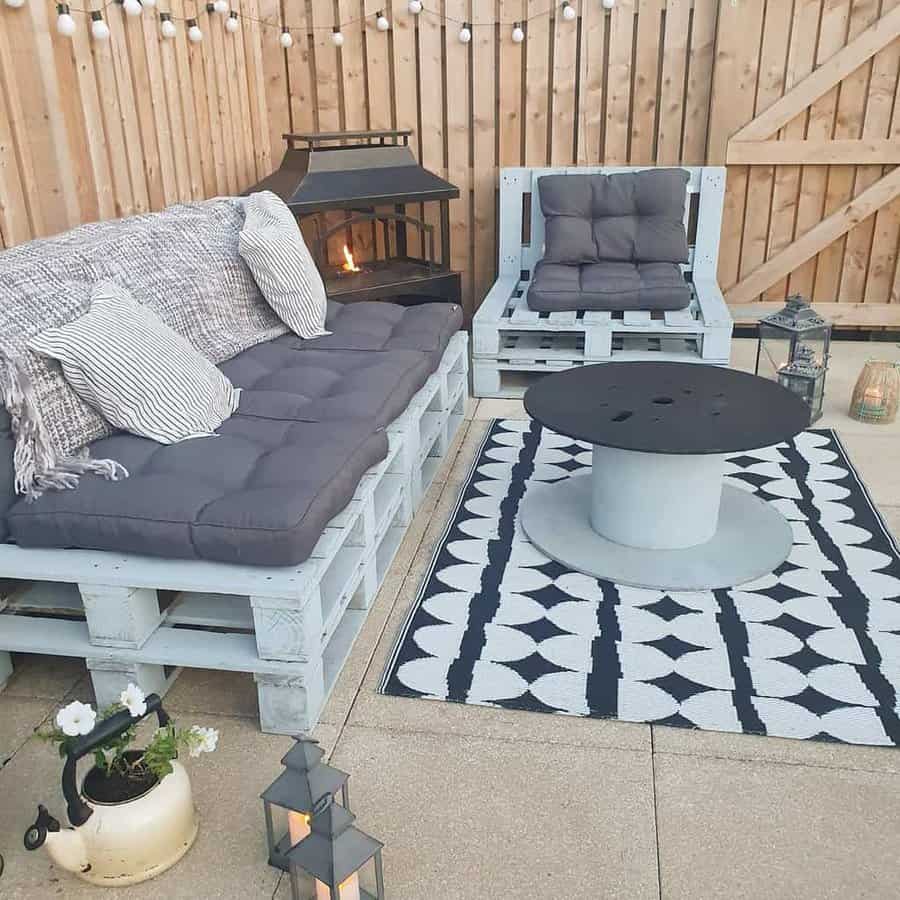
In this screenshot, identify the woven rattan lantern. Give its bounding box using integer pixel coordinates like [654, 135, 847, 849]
[849, 360, 899, 424]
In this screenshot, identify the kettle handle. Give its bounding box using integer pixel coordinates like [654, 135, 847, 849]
[62, 693, 170, 827]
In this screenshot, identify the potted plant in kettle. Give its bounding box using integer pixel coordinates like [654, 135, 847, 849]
[24, 685, 218, 886]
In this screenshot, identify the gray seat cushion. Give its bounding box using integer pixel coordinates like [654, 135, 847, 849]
[538, 169, 690, 265]
[527, 260, 692, 312]
[4, 300, 462, 566]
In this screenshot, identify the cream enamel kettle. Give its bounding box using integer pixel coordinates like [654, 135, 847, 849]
[24, 693, 198, 887]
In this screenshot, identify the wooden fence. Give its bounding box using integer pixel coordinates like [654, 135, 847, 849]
[2, 0, 900, 327]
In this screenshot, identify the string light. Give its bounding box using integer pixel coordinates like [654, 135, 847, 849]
[213, 0, 228, 12]
[119, 0, 142, 17]
[602, 0, 615, 8]
[3, 0, 26, 8]
[375, 10, 389, 31]
[90, 9, 110, 38]
[511, 22, 524, 42]
[160, 11, 176, 37]
[331, 27, 344, 47]
[187, 17, 202, 41]
[408, 0, 422, 13]
[56, 3, 76, 34]
[561, 1, 575, 21]
[279, 26, 293, 48]
[458, 21, 471, 43]
[225, 9, 238, 32]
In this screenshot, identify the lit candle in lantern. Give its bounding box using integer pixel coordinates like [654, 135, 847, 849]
[288, 811, 311, 846]
[316, 874, 361, 900]
[861, 385, 886, 419]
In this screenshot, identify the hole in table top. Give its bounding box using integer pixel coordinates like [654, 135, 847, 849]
[652, 397, 674, 405]
[711, 411, 721, 416]
[611, 411, 632, 422]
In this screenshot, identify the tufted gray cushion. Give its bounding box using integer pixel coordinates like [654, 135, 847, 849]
[539, 169, 690, 265]
[5, 300, 463, 566]
[527, 260, 692, 313]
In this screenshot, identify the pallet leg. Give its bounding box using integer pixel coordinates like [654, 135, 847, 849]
[255, 661, 325, 735]
[349, 557, 378, 612]
[250, 587, 323, 663]
[79, 585, 162, 649]
[0, 650, 13, 693]
[472, 359, 502, 397]
[86, 658, 171, 708]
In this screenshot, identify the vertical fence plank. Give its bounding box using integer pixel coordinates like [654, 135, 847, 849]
[681, 0, 717, 165]
[287, 1, 314, 134]
[472, 0, 496, 308]
[764, 0, 821, 301]
[656, 0, 690, 166]
[576, 0, 605, 164]
[815, 0, 882, 301]
[417, 0, 444, 265]
[524, 0, 551, 165]
[604, 0, 634, 164]
[258, 0, 290, 168]
[630, 0, 663, 165]
[172, 0, 207, 198]
[241, 0, 273, 183]
[158, 11, 192, 201]
[550, 0, 578, 165]
[738, 0, 794, 281]
[707, 0, 765, 290]
[499, 0, 526, 167]
[788, 0, 851, 299]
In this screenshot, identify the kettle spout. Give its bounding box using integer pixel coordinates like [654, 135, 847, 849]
[45, 827, 90, 874]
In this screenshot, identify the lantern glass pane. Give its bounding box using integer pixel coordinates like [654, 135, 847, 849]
[289, 861, 319, 900]
[757, 323, 794, 379]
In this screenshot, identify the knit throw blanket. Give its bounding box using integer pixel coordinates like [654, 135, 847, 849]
[0, 198, 288, 498]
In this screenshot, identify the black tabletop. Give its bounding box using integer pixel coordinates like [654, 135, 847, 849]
[523, 362, 811, 454]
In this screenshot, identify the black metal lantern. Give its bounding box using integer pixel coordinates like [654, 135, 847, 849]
[286, 797, 385, 900]
[755, 295, 831, 423]
[262, 739, 350, 872]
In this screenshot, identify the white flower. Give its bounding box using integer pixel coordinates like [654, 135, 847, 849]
[56, 701, 97, 737]
[119, 683, 147, 718]
[188, 725, 219, 757]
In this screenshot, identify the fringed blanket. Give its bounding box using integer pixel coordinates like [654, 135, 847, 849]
[0, 198, 287, 498]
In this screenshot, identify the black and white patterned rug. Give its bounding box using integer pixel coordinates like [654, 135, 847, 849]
[380, 420, 900, 746]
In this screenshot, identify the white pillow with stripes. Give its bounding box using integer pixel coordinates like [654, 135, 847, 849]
[239, 191, 329, 339]
[28, 282, 239, 445]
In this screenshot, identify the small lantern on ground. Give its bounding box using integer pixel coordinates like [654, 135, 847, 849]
[755, 294, 831, 423]
[261, 739, 350, 871]
[286, 798, 385, 900]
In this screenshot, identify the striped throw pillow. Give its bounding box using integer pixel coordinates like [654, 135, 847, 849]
[239, 191, 329, 339]
[28, 282, 239, 445]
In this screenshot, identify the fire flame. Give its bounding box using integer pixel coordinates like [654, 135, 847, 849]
[341, 244, 361, 273]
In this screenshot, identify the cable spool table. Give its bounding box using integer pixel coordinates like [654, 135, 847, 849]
[521, 362, 811, 591]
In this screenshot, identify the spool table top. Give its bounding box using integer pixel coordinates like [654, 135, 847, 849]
[523, 362, 811, 455]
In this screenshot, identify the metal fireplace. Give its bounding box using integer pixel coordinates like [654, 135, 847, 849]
[248, 129, 461, 306]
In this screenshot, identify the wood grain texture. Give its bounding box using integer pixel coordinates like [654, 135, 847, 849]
[1, 0, 899, 326]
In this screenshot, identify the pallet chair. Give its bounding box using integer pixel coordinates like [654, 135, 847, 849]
[472, 166, 733, 398]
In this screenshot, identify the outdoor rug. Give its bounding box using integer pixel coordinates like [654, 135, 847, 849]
[379, 420, 900, 746]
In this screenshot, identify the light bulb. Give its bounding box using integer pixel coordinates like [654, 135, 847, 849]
[56, 5, 76, 35]
[91, 12, 110, 38]
[280, 29, 293, 48]
[331, 29, 344, 47]
[511, 23, 524, 42]
[408, 0, 422, 12]
[562, 1, 576, 20]
[213, 0, 227, 12]
[142, 0, 156, 7]
[601, 0, 615, 8]
[160, 14, 176, 37]
[375, 11, 389, 30]
[188, 20, 203, 41]
[4, 0, 27, 8]
[225, 11, 238, 31]
[458, 22, 471, 43]
[122, 0, 142, 17]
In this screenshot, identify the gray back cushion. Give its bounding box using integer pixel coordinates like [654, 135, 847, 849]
[539, 169, 690, 265]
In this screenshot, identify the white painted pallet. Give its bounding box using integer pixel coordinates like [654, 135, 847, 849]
[472, 166, 733, 397]
[0, 332, 469, 734]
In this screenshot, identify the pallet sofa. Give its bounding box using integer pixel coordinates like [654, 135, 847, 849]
[0, 207, 468, 735]
[473, 166, 732, 397]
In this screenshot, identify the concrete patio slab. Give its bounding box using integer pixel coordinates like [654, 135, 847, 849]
[654, 750, 900, 899]
[1, 653, 86, 702]
[276, 724, 659, 900]
[0, 696, 55, 765]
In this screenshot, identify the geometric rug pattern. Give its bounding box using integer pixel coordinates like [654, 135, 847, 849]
[380, 421, 900, 746]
